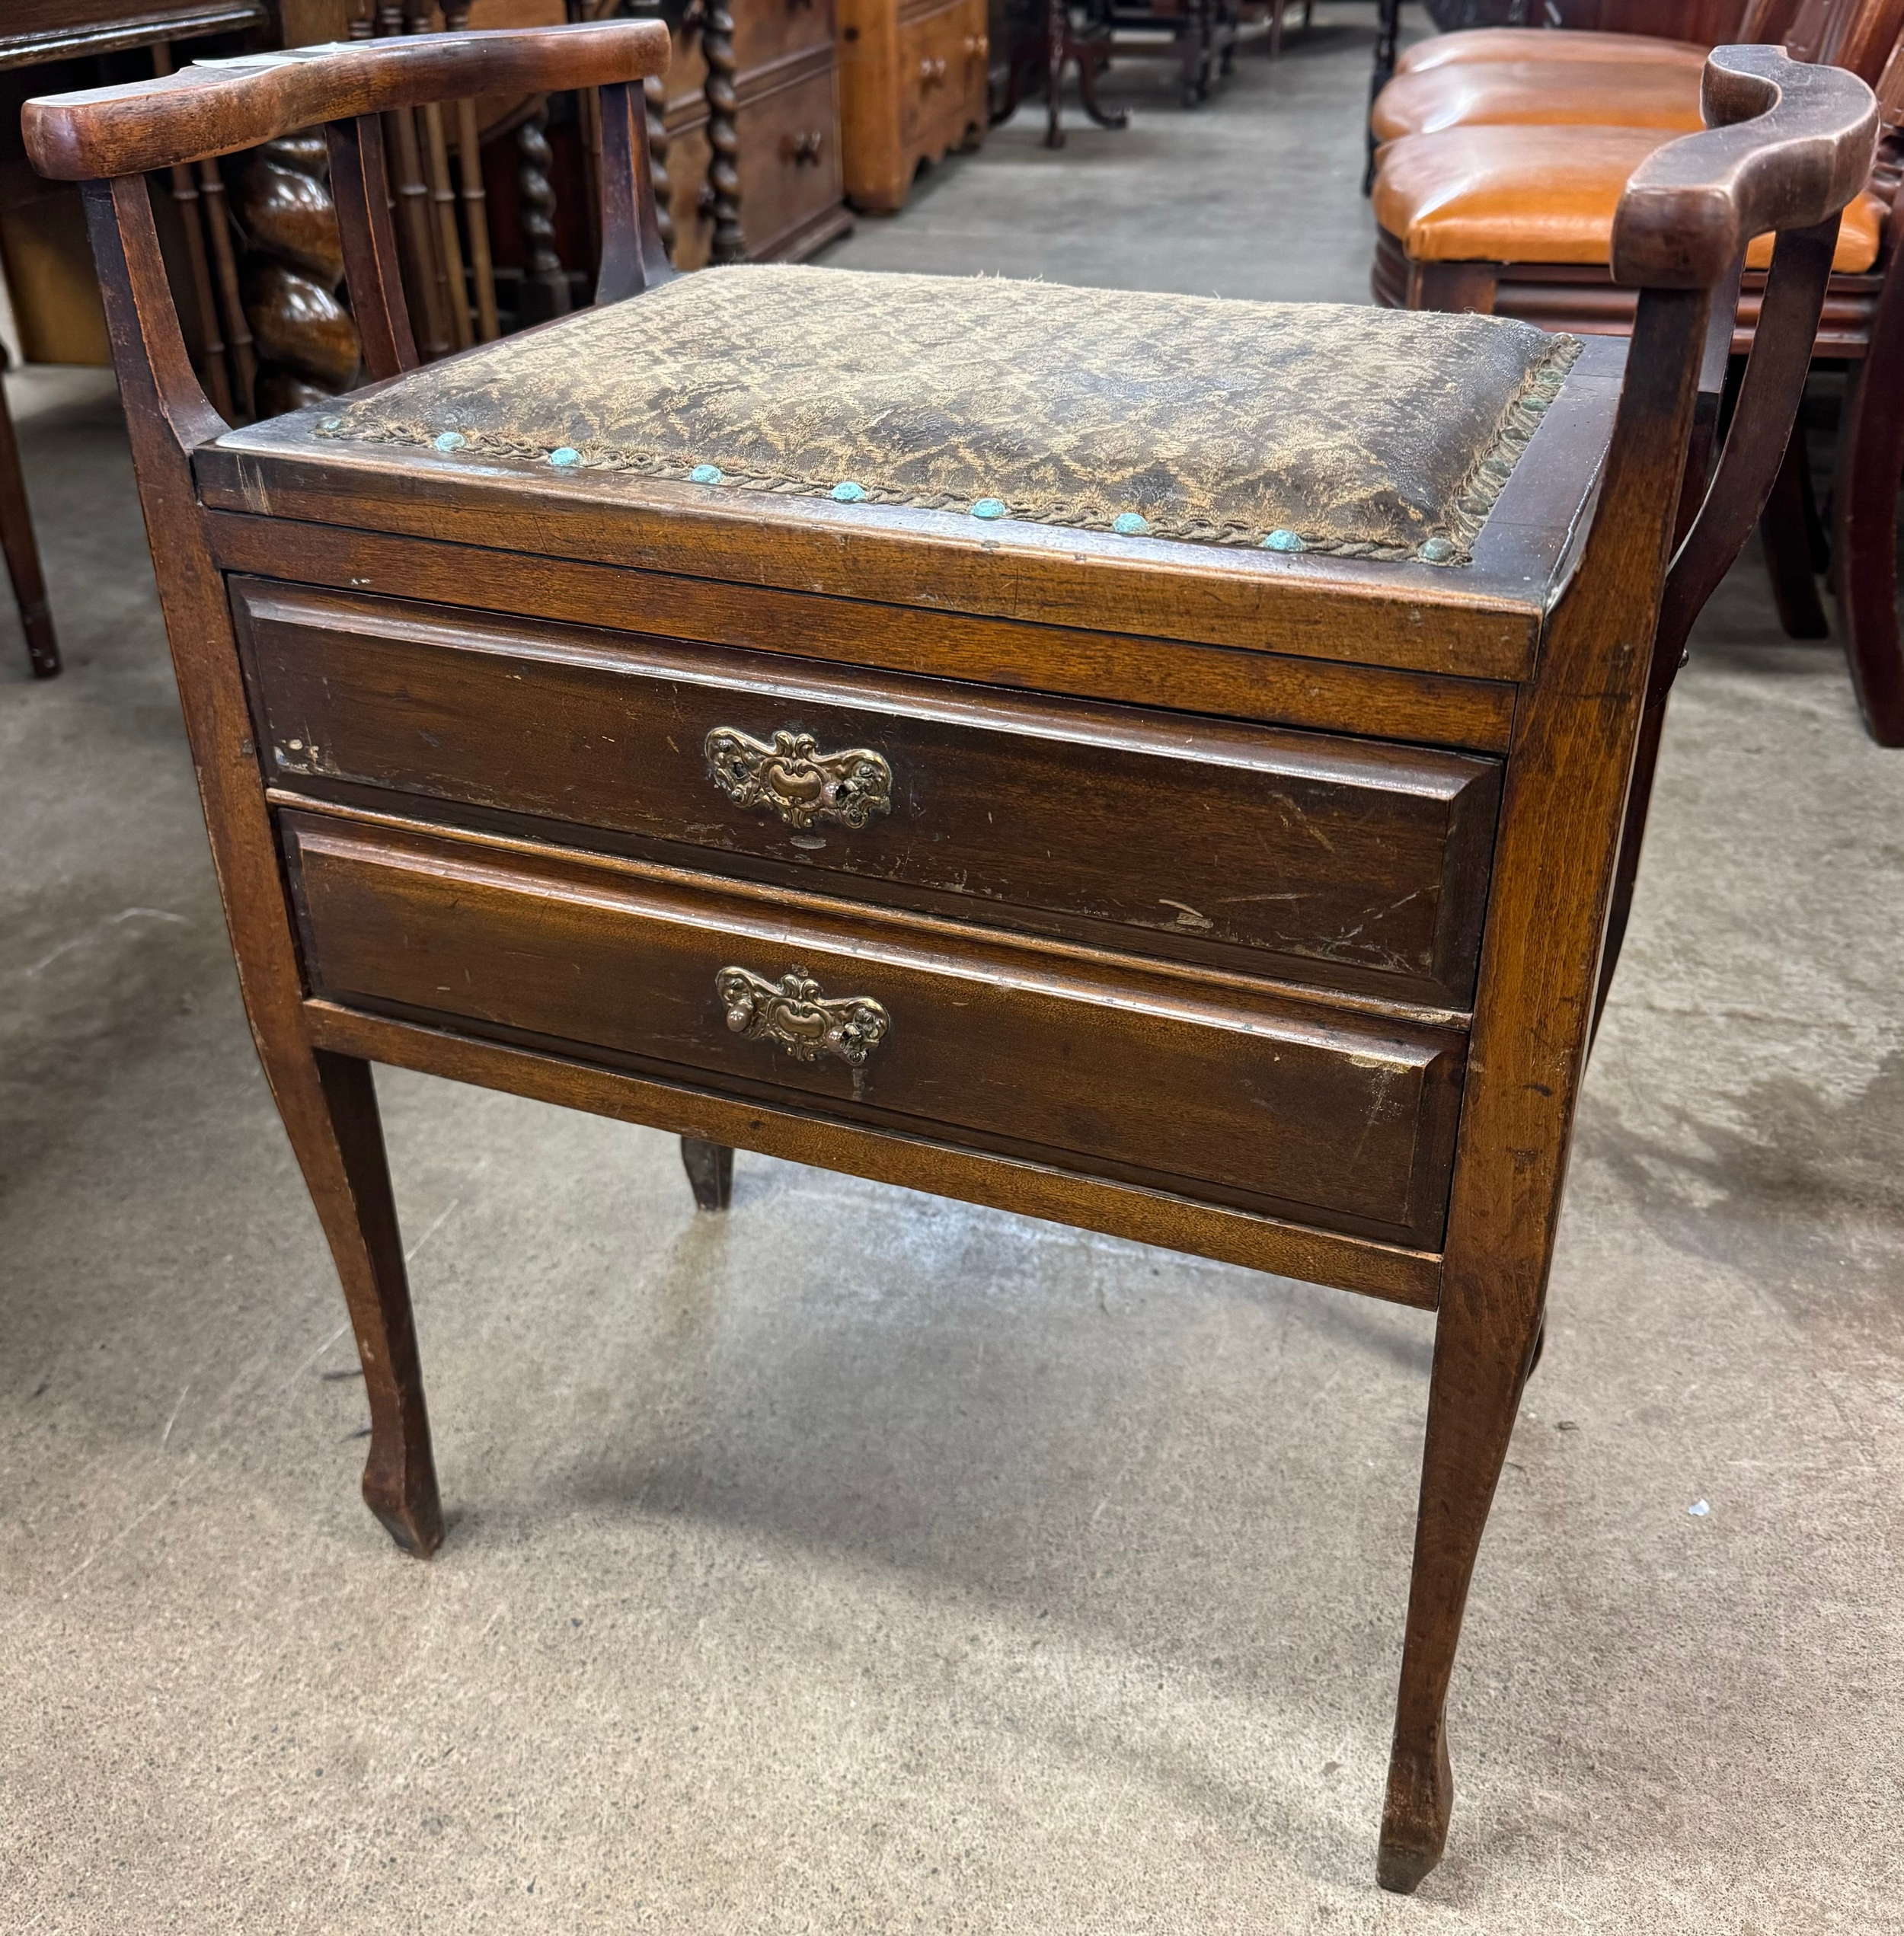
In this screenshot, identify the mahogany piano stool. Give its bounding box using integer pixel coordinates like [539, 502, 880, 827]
[23, 28, 1874, 1890]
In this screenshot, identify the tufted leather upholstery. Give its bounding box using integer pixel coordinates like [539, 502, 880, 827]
[1372, 59, 1708, 143]
[315, 266, 1582, 565]
[1395, 28, 1711, 75]
[1375, 124, 1886, 270]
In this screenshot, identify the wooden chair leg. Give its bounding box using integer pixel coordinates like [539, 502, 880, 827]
[0, 373, 59, 679]
[1378, 1276, 1544, 1893]
[287, 1046, 444, 1554]
[1075, 43, 1128, 129]
[1760, 426, 1831, 639]
[1833, 349, 1904, 744]
[1045, 0, 1067, 149]
[1363, 0, 1402, 194]
[679, 1135, 736, 1210]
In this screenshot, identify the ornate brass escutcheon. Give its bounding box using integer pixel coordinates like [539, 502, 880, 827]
[704, 726, 893, 832]
[715, 965, 890, 1066]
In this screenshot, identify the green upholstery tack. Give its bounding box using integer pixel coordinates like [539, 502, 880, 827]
[433, 430, 466, 452]
[690, 464, 725, 484]
[1263, 528, 1305, 552]
[549, 446, 583, 468]
[1420, 536, 1456, 564]
[1112, 512, 1151, 535]
[832, 481, 868, 502]
[971, 498, 1008, 520]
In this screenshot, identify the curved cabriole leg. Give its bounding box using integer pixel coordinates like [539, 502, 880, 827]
[288, 1048, 444, 1554]
[680, 1136, 735, 1211]
[78, 171, 442, 1559]
[1378, 1288, 1543, 1893]
[1076, 45, 1128, 130]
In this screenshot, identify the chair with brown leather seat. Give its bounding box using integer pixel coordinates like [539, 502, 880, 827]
[1370, 0, 1904, 747]
[1363, 1, 1778, 186]
[1395, 24, 1719, 76]
[1374, 0, 1818, 144]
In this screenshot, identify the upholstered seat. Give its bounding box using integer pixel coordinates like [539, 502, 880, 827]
[1375, 125, 1886, 270]
[1395, 28, 1710, 75]
[316, 265, 1581, 565]
[1372, 59, 1707, 143]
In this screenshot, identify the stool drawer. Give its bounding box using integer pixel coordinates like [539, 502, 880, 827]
[240, 582, 1500, 1007]
[285, 813, 1466, 1248]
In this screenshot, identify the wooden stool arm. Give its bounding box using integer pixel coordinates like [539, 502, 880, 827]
[21, 22, 670, 182]
[1612, 45, 1877, 289]
[1653, 212, 1842, 683]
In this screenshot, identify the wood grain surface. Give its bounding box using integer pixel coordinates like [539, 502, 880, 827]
[237, 580, 1503, 1006]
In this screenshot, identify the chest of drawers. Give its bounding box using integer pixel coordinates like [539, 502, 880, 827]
[651, 0, 851, 267]
[836, 0, 988, 211]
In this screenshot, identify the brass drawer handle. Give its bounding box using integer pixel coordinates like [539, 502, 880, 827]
[782, 128, 826, 166]
[717, 965, 890, 1065]
[704, 726, 893, 830]
[919, 55, 948, 85]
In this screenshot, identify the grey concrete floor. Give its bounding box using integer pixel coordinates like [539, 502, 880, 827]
[3, 9, 1902, 1931]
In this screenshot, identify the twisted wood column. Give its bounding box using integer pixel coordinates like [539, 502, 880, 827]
[237, 131, 361, 414]
[645, 72, 676, 260]
[516, 103, 573, 323]
[704, 0, 744, 263]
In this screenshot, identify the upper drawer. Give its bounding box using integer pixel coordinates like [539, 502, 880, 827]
[896, 0, 987, 146]
[235, 580, 1500, 1007]
[733, 0, 837, 76]
[284, 813, 1465, 1249]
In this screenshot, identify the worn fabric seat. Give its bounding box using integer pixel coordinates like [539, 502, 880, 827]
[1394, 27, 1711, 75]
[315, 265, 1581, 566]
[1375, 124, 1886, 270]
[1372, 58, 1708, 143]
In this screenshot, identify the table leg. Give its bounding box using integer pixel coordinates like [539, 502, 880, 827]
[1364, 0, 1401, 193]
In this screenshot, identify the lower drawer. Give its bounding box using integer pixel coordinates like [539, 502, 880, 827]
[284, 812, 1466, 1248]
[736, 62, 846, 261]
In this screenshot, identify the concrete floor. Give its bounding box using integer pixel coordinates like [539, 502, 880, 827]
[3, 9, 1902, 1931]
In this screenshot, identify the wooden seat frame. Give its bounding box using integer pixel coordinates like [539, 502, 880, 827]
[23, 30, 1876, 1893]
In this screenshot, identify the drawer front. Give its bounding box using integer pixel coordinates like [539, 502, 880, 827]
[736, 62, 845, 259]
[896, 0, 987, 148]
[284, 815, 1466, 1248]
[238, 582, 1500, 1007]
[734, 0, 839, 75]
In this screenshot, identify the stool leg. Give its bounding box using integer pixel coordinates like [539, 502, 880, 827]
[1378, 1279, 1542, 1893]
[679, 1136, 735, 1211]
[0, 375, 59, 679]
[286, 1047, 444, 1555]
